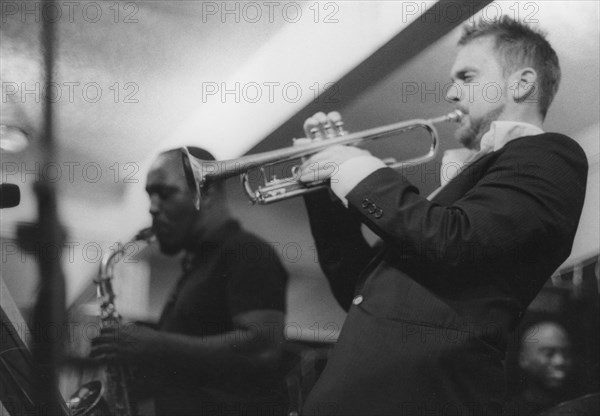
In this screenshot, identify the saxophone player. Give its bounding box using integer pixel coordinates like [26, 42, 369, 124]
[91, 147, 289, 416]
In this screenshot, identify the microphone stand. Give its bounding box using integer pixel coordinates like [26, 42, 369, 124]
[16, 1, 69, 414]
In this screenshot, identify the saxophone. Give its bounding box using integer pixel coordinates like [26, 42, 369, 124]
[68, 228, 155, 416]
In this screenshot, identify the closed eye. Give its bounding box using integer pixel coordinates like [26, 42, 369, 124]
[453, 70, 476, 83]
[462, 72, 476, 82]
[146, 185, 177, 200]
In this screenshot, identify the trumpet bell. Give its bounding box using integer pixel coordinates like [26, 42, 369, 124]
[182, 146, 203, 210]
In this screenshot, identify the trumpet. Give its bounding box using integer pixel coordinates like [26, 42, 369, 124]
[182, 110, 463, 207]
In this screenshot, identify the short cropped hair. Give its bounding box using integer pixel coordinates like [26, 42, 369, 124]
[458, 16, 561, 118]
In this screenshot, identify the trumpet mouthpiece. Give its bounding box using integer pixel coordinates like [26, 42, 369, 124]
[429, 109, 464, 125]
[448, 109, 464, 122]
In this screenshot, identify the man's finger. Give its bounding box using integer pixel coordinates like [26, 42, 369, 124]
[299, 161, 338, 183]
[327, 111, 345, 135]
[313, 112, 330, 140]
[303, 116, 321, 139]
[300, 147, 341, 174]
[299, 166, 330, 184]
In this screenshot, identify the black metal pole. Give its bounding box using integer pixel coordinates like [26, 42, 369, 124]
[31, 0, 67, 414]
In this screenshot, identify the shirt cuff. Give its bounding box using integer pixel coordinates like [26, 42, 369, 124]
[330, 155, 387, 206]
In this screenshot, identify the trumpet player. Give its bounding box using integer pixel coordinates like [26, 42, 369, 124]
[298, 17, 587, 416]
[91, 147, 289, 416]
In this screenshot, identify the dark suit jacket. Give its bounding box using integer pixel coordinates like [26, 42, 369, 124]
[302, 133, 588, 416]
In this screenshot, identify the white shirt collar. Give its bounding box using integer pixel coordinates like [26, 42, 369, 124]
[434, 121, 545, 192]
[479, 121, 544, 152]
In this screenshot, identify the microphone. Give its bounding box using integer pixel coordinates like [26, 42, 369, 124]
[0, 183, 21, 208]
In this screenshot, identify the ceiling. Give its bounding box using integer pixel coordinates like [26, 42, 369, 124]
[1, 1, 445, 229]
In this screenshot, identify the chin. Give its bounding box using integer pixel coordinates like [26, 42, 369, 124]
[455, 112, 496, 150]
[158, 240, 182, 256]
[544, 381, 566, 391]
[455, 122, 478, 150]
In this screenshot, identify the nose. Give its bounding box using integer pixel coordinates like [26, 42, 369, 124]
[445, 82, 461, 103]
[149, 194, 160, 216]
[551, 352, 568, 367]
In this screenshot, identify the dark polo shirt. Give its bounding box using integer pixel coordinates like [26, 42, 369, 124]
[144, 220, 288, 416]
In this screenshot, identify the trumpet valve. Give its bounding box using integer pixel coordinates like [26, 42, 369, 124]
[309, 127, 323, 141]
[323, 122, 336, 139]
[334, 121, 346, 135]
[327, 111, 346, 135]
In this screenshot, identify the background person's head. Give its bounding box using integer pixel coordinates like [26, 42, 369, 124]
[146, 147, 228, 255]
[447, 16, 561, 149]
[519, 321, 573, 393]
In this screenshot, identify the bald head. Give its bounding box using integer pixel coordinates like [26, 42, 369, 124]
[149, 150, 186, 182]
[159, 148, 226, 199]
[146, 148, 228, 255]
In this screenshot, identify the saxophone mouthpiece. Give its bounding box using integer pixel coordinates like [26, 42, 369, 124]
[135, 227, 155, 242]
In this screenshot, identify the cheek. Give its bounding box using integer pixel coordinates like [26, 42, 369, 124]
[164, 197, 195, 219]
[525, 355, 548, 371]
[536, 357, 554, 370]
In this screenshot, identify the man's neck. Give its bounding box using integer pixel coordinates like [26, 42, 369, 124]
[184, 210, 232, 252]
[522, 382, 564, 406]
[497, 106, 544, 130]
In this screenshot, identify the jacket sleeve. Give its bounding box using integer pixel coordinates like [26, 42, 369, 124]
[304, 189, 378, 310]
[344, 134, 588, 282]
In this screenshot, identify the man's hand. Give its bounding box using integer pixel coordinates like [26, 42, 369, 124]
[297, 111, 372, 183]
[90, 324, 162, 364]
[299, 145, 371, 184]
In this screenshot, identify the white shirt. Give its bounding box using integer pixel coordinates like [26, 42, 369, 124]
[331, 121, 544, 205]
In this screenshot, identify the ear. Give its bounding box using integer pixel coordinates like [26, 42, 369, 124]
[197, 188, 213, 209]
[510, 67, 538, 103]
[197, 183, 221, 210]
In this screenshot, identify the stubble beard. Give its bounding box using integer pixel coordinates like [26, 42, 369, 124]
[157, 235, 183, 256]
[455, 105, 505, 150]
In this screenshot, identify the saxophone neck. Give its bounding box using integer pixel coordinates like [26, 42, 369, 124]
[100, 227, 155, 278]
[96, 227, 155, 309]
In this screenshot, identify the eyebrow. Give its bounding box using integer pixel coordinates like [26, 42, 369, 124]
[145, 184, 174, 193]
